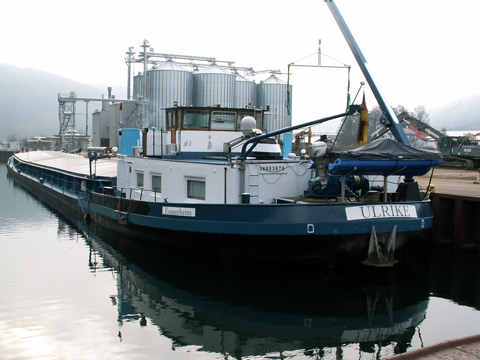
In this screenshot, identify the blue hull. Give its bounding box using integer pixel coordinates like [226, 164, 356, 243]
[82, 191, 433, 264]
[7, 155, 433, 264]
[85, 193, 431, 237]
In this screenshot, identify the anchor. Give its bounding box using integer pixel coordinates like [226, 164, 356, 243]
[118, 216, 130, 226]
[362, 225, 398, 267]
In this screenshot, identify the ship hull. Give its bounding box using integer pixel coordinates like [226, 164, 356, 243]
[6, 156, 432, 265]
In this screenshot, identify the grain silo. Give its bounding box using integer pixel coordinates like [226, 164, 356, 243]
[257, 74, 292, 133]
[133, 72, 145, 98]
[146, 61, 194, 129]
[235, 73, 256, 108]
[194, 64, 235, 108]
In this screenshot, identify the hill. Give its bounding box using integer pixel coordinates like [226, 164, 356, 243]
[0, 63, 478, 142]
[0, 63, 124, 142]
[429, 94, 480, 131]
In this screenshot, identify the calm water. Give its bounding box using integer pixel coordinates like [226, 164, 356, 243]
[1, 164, 480, 360]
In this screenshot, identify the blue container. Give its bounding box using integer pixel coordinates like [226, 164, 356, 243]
[283, 133, 292, 159]
[118, 129, 141, 156]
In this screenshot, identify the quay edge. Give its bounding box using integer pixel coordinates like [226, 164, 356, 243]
[0, 151, 14, 163]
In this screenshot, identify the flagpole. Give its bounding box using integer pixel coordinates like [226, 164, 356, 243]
[352, 82, 365, 104]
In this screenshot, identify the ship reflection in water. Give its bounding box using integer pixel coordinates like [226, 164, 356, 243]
[82, 224, 432, 359]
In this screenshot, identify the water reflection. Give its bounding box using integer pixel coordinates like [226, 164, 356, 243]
[78, 222, 431, 359]
[428, 247, 480, 310]
[4, 164, 480, 359]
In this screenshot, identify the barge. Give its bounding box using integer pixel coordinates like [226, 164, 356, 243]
[6, 0, 442, 266]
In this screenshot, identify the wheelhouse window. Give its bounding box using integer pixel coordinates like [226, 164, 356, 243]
[211, 111, 236, 130]
[237, 112, 263, 132]
[152, 175, 161, 193]
[136, 172, 144, 188]
[187, 179, 206, 201]
[165, 107, 265, 132]
[183, 110, 209, 129]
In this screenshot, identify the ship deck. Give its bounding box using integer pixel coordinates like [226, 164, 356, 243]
[13, 151, 118, 178]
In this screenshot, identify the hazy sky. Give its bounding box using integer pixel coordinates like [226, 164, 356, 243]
[2, 0, 479, 130]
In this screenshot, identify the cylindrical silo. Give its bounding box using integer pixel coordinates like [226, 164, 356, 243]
[133, 72, 145, 99]
[146, 61, 194, 129]
[194, 64, 235, 108]
[257, 74, 292, 133]
[235, 73, 256, 108]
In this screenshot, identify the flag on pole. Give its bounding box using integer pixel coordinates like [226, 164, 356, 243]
[357, 93, 369, 145]
[119, 103, 123, 111]
[286, 89, 291, 115]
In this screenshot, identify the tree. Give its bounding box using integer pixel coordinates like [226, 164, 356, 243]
[334, 105, 384, 149]
[334, 114, 359, 149]
[392, 105, 409, 117]
[413, 105, 430, 124]
[21, 137, 29, 148]
[6, 134, 19, 142]
[334, 103, 431, 148]
[368, 105, 383, 133]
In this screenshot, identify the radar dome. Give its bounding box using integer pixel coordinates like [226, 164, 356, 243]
[240, 116, 257, 136]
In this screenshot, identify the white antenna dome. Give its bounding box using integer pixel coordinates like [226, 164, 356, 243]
[240, 116, 258, 137]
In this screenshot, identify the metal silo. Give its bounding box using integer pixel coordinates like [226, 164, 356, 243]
[146, 61, 194, 129]
[235, 73, 256, 108]
[257, 74, 292, 133]
[133, 72, 145, 98]
[194, 64, 235, 108]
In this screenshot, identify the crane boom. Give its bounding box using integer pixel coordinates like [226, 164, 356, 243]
[397, 113, 445, 141]
[324, 0, 411, 146]
[371, 112, 444, 142]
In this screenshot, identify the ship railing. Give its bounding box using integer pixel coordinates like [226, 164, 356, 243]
[14, 156, 161, 202]
[15, 160, 83, 197]
[13, 157, 119, 199]
[112, 186, 162, 203]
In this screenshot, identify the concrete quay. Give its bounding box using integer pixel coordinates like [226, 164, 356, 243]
[0, 150, 14, 163]
[415, 168, 480, 250]
[384, 334, 480, 359]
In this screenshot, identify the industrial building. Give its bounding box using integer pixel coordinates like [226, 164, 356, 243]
[89, 40, 293, 150]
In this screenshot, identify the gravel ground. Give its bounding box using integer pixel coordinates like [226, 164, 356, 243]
[415, 167, 480, 196]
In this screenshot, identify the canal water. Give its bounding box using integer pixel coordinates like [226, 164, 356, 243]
[1, 164, 479, 360]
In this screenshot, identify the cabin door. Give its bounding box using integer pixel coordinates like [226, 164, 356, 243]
[167, 110, 179, 145]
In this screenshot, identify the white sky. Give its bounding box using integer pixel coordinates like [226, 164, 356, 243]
[2, 0, 479, 131]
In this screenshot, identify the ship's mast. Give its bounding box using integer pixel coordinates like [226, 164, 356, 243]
[324, 0, 411, 145]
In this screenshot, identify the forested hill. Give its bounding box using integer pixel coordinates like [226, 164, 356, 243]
[0, 63, 123, 141]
